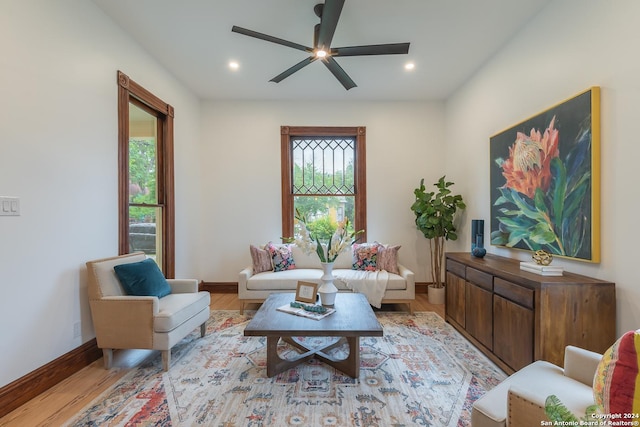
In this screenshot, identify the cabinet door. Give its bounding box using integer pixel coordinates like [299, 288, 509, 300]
[493, 294, 534, 371]
[465, 282, 493, 350]
[445, 272, 465, 327]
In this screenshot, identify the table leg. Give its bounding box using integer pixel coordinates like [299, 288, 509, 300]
[314, 336, 360, 378]
[265, 336, 361, 378]
[265, 336, 315, 377]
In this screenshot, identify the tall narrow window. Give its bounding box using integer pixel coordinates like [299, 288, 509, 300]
[118, 71, 175, 277]
[281, 126, 367, 242]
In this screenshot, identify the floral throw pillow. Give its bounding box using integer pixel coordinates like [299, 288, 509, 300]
[250, 244, 272, 274]
[377, 244, 401, 274]
[352, 243, 379, 271]
[265, 242, 296, 272]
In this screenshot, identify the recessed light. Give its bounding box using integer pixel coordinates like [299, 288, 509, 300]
[404, 62, 415, 70]
[229, 61, 239, 70]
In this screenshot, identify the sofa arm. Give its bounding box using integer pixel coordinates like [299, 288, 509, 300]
[168, 279, 199, 294]
[397, 264, 414, 282]
[89, 296, 159, 349]
[563, 345, 602, 387]
[238, 266, 253, 297]
[507, 386, 548, 427]
[94, 295, 160, 313]
[397, 264, 415, 296]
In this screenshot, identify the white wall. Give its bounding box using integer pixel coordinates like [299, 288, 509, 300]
[0, 0, 201, 386]
[197, 100, 445, 282]
[445, 0, 640, 336]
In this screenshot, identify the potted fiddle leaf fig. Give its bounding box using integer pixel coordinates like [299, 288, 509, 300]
[411, 176, 466, 304]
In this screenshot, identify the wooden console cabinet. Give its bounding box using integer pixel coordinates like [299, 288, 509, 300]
[445, 252, 616, 374]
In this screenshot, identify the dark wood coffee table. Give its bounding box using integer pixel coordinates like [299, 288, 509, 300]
[244, 292, 383, 378]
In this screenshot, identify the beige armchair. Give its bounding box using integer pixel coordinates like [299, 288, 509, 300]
[86, 252, 210, 371]
[472, 345, 602, 427]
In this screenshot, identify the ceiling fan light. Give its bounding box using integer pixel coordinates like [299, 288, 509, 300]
[315, 49, 328, 58]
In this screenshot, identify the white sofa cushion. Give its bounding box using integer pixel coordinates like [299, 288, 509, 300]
[333, 249, 353, 269]
[289, 245, 321, 269]
[246, 268, 408, 291]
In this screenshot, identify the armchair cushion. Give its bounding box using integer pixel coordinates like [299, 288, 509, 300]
[154, 292, 210, 333]
[114, 258, 171, 298]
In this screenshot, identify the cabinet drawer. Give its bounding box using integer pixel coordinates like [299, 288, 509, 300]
[446, 259, 465, 277]
[494, 278, 534, 309]
[466, 267, 493, 291]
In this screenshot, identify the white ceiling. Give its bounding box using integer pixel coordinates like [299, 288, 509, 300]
[92, 0, 551, 101]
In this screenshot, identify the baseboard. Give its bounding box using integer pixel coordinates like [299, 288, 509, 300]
[0, 338, 102, 418]
[200, 281, 238, 293]
[415, 282, 429, 293]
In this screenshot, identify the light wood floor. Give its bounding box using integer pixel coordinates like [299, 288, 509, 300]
[0, 293, 443, 427]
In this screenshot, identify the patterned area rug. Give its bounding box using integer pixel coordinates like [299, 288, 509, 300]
[64, 310, 506, 426]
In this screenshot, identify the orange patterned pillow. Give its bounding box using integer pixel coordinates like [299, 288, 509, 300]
[593, 329, 640, 415]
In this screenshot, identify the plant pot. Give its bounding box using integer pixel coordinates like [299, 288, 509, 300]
[428, 285, 445, 305]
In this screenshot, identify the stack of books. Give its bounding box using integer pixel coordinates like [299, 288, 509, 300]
[520, 262, 564, 276]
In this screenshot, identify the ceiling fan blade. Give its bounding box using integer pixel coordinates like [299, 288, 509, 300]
[232, 26, 311, 53]
[322, 56, 356, 90]
[270, 56, 318, 83]
[316, 0, 345, 50]
[332, 42, 410, 57]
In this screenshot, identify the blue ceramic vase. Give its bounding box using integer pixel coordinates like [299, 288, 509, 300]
[472, 246, 486, 258]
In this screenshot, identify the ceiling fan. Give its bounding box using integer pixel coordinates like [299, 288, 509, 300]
[231, 0, 410, 90]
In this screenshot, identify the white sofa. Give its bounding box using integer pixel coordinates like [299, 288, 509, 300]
[238, 244, 415, 314]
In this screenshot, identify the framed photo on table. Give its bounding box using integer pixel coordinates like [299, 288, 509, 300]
[295, 281, 318, 303]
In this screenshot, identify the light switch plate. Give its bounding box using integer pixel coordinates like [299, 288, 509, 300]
[0, 197, 20, 216]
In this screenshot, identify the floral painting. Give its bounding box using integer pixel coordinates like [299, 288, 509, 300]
[490, 87, 600, 262]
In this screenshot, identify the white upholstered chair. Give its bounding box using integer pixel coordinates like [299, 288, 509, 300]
[86, 252, 210, 371]
[472, 345, 602, 427]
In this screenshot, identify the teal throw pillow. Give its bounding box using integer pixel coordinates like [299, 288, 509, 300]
[114, 258, 171, 298]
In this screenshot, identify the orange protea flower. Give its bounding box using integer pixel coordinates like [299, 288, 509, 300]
[501, 116, 559, 198]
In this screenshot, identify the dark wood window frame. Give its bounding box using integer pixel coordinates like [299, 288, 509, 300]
[281, 126, 367, 242]
[117, 70, 175, 277]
